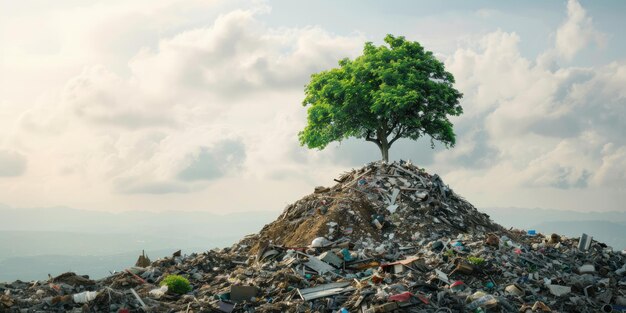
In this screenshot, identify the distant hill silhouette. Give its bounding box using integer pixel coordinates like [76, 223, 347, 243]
[0, 205, 277, 282]
[1, 204, 623, 282]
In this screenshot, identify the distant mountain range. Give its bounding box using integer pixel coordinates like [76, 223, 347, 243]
[0, 249, 186, 282]
[0, 204, 278, 235]
[0, 205, 624, 282]
[0, 205, 277, 282]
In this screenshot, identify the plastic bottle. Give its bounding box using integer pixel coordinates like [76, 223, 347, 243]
[467, 295, 498, 310]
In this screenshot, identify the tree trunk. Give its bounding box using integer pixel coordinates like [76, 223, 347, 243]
[379, 137, 390, 163]
[380, 145, 389, 163]
[369, 128, 391, 162]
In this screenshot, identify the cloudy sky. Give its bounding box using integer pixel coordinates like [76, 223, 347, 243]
[1, 0, 625, 214]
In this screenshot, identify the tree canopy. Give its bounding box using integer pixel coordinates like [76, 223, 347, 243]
[299, 34, 463, 162]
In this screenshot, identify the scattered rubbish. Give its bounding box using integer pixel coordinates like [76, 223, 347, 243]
[548, 284, 572, 297]
[579, 264, 596, 273]
[148, 285, 168, 299]
[135, 250, 151, 267]
[130, 288, 146, 309]
[311, 237, 330, 248]
[341, 248, 353, 261]
[298, 282, 352, 301]
[520, 301, 552, 312]
[303, 253, 337, 275]
[72, 291, 98, 304]
[450, 280, 465, 292]
[381, 256, 421, 274]
[51, 272, 95, 286]
[485, 233, 500, 246]
[435, 269, 451, 284]
[0, 295, 15, 309]
[315, 186, 331, 194]
[386, 204, 399, 214]
[218, 300, 235, 313]
[505, 284, 524, 296]
[0, 161, 623, 312]
[319, 251, 343, 268]
[230, 285, 259, 303]
[466, 292, 498, 309]
[578, 233, 593, 251]
[548, 233, 561, 244]
[388, 291, 412, 302]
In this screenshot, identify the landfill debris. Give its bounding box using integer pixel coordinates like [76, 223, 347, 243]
[148, 285, 168, 299]
[135, 250, 152, 268]
[548, 284, 572, 297]
[129, 288, 146, 309]
[579, 264, 596, 274]
[298, 282, 353, 301]
[505, 283, 525, 296]
[578, 233, 593, 251]
[72, 291, 98, 303]
[230, 285, 258, 303]
[0, 161, 624, 312]
[319, 251, 344, 268]
[51, 272, 95, 286]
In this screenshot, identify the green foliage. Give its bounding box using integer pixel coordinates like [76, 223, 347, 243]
[467, 256, 485, 265]
[160, 274, 192, 294]
[299, 34, 463, 161]
[443, 249, 455, 257]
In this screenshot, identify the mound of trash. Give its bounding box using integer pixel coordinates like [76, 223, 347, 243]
[1, 161, 625, 313]
[250, 161, 503, 254]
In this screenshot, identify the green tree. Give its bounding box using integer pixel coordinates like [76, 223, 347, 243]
[299, 34, 463, 162]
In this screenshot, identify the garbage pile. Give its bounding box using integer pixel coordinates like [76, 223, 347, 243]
[1, 161, 624, 313]
[250, 160, 504, 254]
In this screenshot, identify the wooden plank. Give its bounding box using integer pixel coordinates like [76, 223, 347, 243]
[342, 169, 372, 188]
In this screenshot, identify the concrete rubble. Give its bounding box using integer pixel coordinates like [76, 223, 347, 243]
[0, 161, 624, 312]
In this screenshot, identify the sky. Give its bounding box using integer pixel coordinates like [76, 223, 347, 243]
[1, 0, 625, 213]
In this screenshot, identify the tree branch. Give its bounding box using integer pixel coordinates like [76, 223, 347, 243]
[365, 130, 382, 148]
[386, 119, 399, 137]
[389, 126, 404, 146]
[365, 137, 382, 148]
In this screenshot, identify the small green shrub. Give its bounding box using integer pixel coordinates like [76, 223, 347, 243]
[467, 256, 485, 265]
[160, 274, 192, 294]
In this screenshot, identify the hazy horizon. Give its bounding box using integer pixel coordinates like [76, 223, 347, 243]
[0, 204, 624, 282]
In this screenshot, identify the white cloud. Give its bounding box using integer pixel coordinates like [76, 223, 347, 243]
[0, 150, 27, 177]
[0, 0, 624, 213]
[128, 9, 363, 99]
[63, 65, 176, 129]
[555, 0, 606, 61]
[436, 1, 625, 210]
[446, 31, 534, 117]
[536, 0, 606, 68]
[177, 139, 246, 182]
[1, 4, 363, 206]
[594, 144, 626, 187]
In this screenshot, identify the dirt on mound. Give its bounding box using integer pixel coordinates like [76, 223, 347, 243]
[250, 161, 504, 254]
[251, 190, 382, 253]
